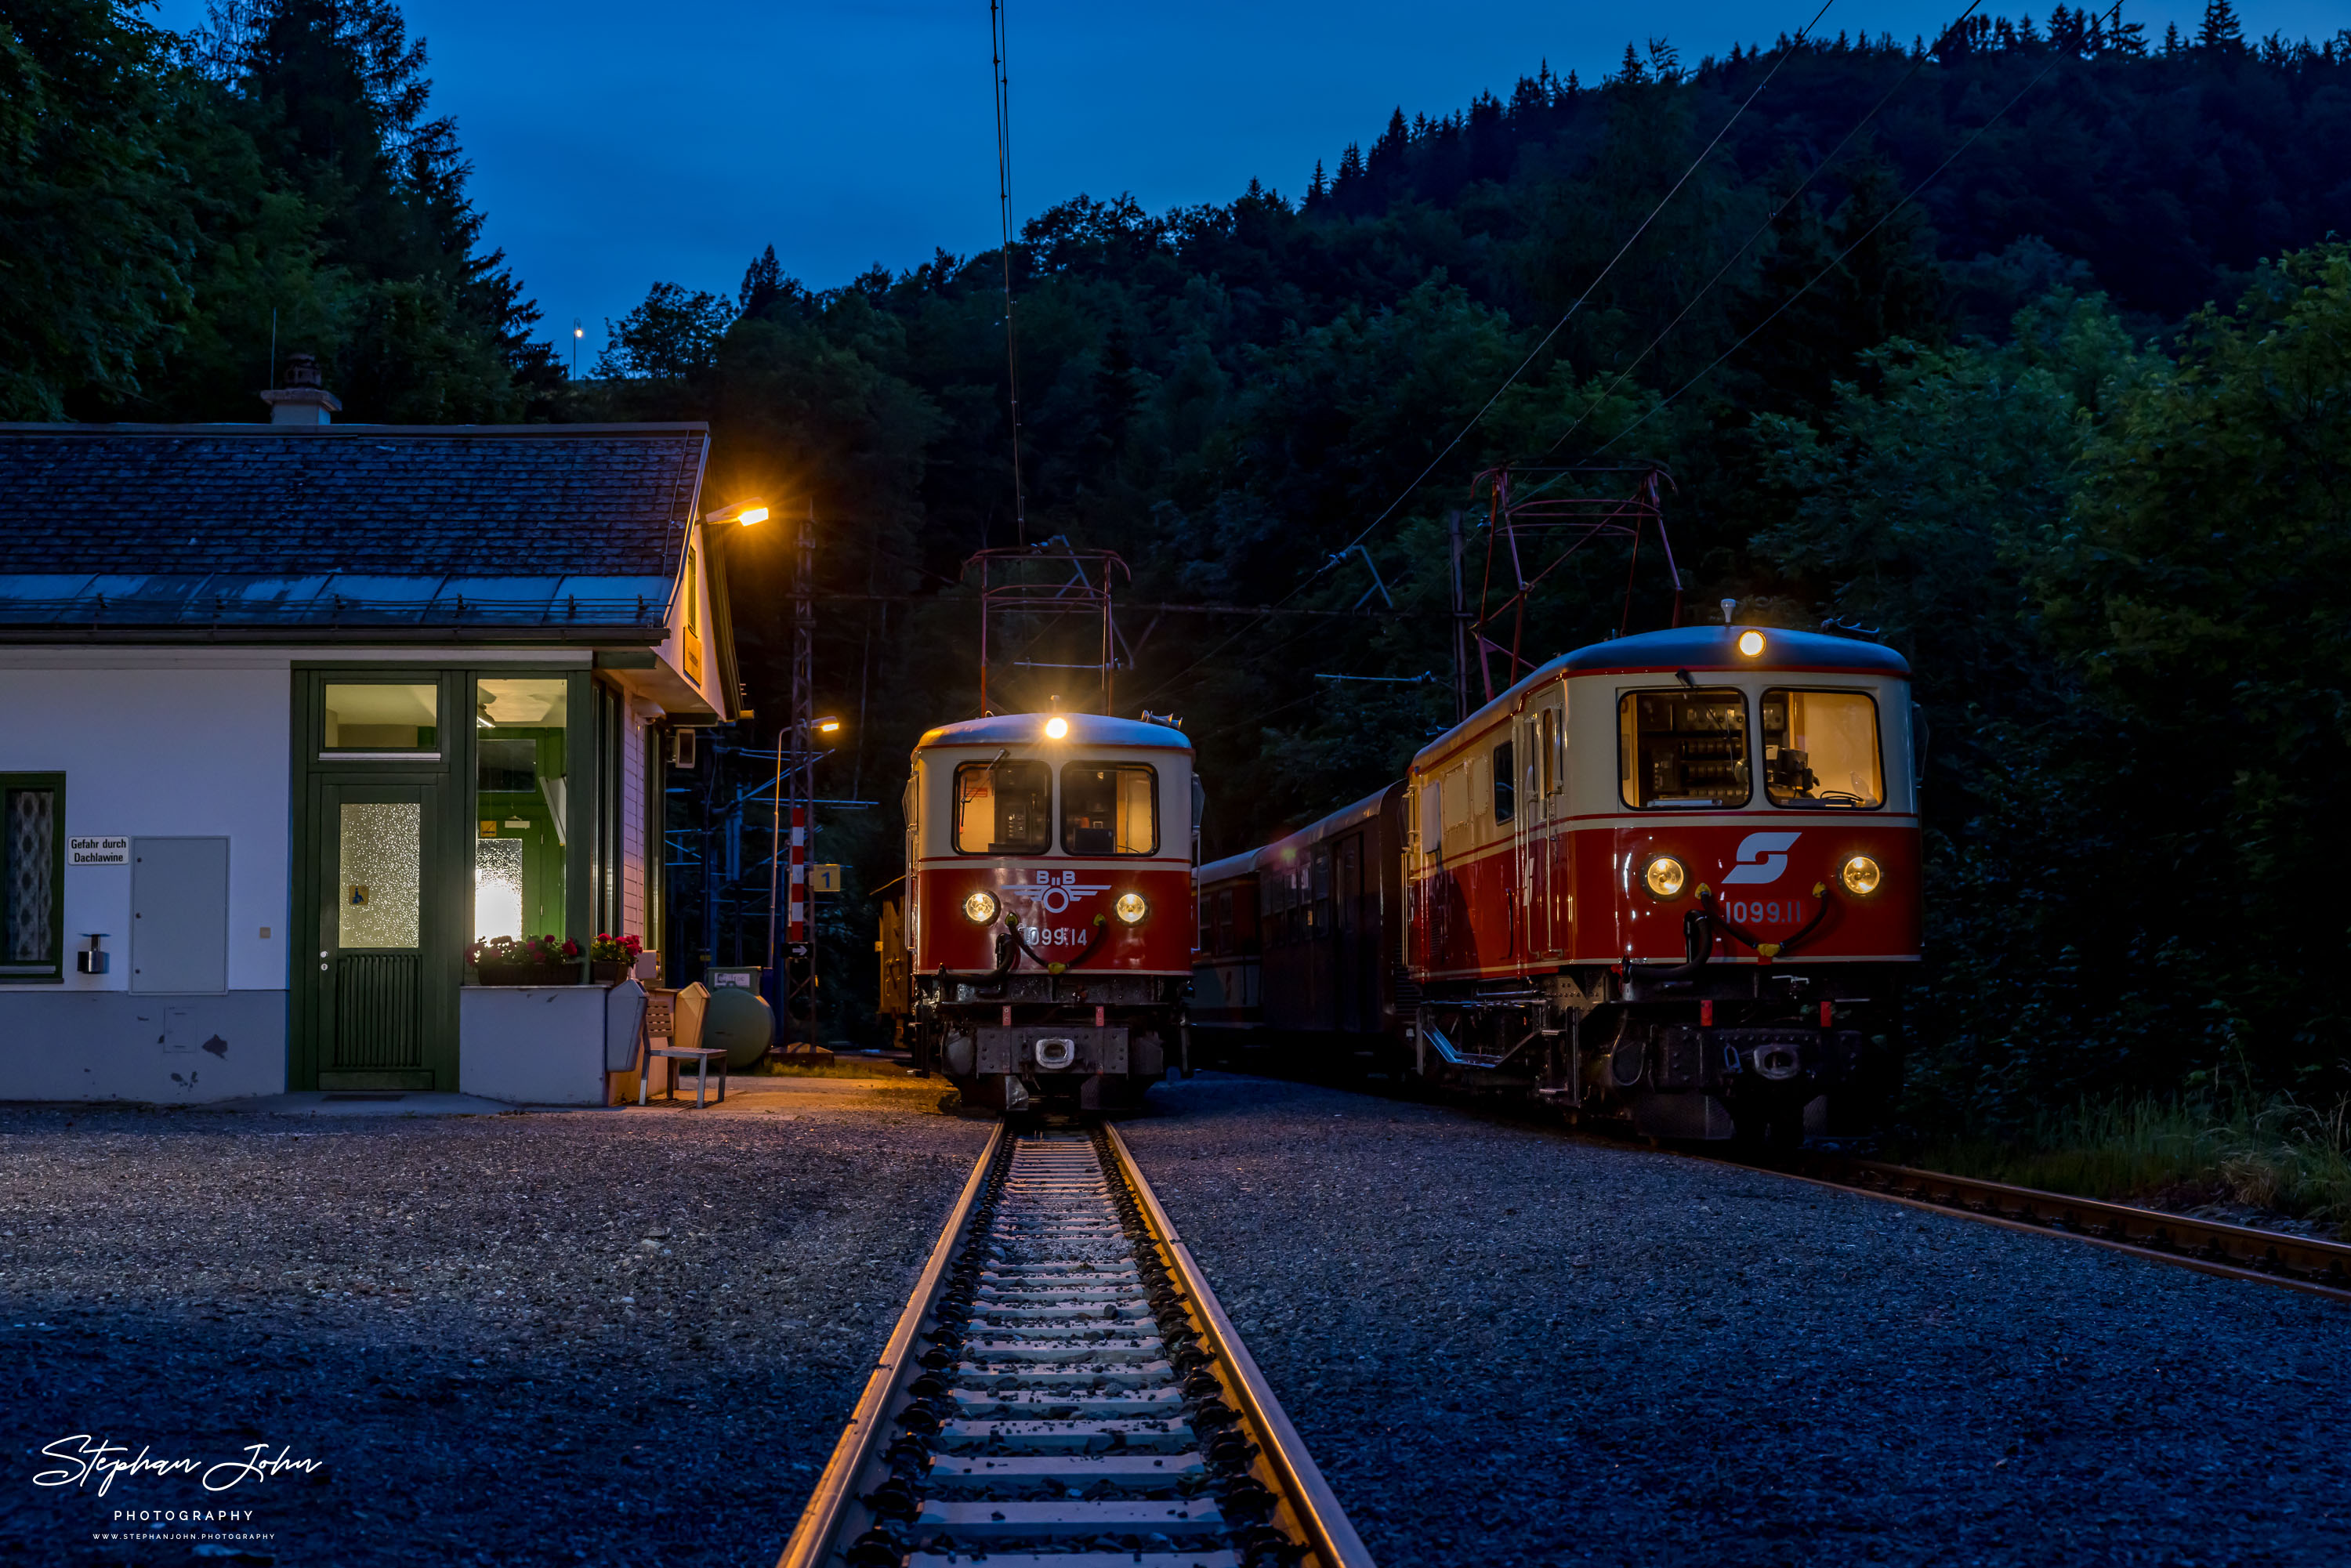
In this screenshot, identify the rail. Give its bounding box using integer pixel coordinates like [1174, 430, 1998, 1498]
[1753, 1153, 2351, 1303]
[776, 1119, 1376, 1568]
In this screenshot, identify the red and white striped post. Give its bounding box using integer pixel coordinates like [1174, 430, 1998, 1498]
[788, 805, 808, 945]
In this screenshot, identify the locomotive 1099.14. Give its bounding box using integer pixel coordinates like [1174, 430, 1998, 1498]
[886, 712, 1200, 1111]
[1194, 624, 1919, 1146]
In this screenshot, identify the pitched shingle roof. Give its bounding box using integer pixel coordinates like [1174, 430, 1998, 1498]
[0, 423, 707, 574]
[0, 423, 709, 639]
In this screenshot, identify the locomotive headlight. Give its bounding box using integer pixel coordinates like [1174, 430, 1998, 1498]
[1044, 716, 1069, 740]
[1643, 856, 1688, 900]
[1839, 854, 1883, 898]
[1114, 892, 1149, 925]
[962, 889, 1000, 924]
[1737, 629, 1766, 657]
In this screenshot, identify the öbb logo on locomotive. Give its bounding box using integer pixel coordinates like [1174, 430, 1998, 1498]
[1187, 622, 1922, 1151]
[1718, 830, 1802, 885]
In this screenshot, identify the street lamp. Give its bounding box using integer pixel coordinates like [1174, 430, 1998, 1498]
[704, 496, 772, 527]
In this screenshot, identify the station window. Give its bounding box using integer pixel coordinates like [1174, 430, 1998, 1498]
[1617, 689, 1751, 808]
[1060, 763, 1157, 856]
[1761, 690, 1884, 809]
[955, 760, 1051, 854]
[323, 682, 438, 753]
[0, 773, 63, 982]
[473, 678, 571, 939]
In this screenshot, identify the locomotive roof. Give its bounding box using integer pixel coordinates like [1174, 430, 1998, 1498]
[1411, 623, 1909, 773]
[914, 712, 1194, 752]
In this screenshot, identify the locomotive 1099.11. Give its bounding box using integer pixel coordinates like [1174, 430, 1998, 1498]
[1194, 623, 1919, 1146]
[887, 712, 1200, 1111]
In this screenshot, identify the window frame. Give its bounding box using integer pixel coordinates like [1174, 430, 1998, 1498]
[319, 678, 445, 762]
[1057, 761, 1160, 858]
[0, 771, 66, 984]
[951, 758, 1053, 856]
[1492, 740, 1516, 824]
[1760, 686, 1888, 812]
[1616, 686, 1755, 810]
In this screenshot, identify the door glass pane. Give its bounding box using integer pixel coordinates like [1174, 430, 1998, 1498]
[339, 802, 421, 947]
[474, 679, 569, 940]
[324, 683, 439, 751]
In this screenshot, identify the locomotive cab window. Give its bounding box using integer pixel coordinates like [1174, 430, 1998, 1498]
[1761, 690, 1884, 809]
[1617, 689, 1751, 808]
[1060, 763, 1157, 856]
[955, 759, 1051, 853]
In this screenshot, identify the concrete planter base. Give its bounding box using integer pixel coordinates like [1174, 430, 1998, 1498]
[459, 986, 614, 1105]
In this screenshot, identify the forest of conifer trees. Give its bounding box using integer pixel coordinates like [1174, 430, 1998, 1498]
[9, 0, 2351, 1128]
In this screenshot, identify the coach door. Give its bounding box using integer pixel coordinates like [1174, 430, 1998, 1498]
[1519, 697, 1564, 960]
[1333, 831, 1367, 1032]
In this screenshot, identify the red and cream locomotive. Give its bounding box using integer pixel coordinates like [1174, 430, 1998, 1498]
[1194, 623, 1919, 1145]
[893, 712, 1200, 1110]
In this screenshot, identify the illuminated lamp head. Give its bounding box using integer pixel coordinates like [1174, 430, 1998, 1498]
[1737, 630, 1766, 658]
[1044, 716, 1069, 741]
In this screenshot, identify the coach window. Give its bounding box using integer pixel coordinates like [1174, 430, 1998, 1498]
[1061, 763, 1157, 856]
[1617, 689, 1751, 808]
[1492, 741, 1516, 823]
[955, 759, 1051, 853]
[1761, 690, 1884, 809]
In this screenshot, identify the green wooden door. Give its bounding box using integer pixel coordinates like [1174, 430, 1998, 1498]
[310, 780, 455, 1090]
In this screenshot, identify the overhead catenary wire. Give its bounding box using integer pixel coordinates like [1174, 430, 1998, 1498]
[1541, 0, 1986, 458]
[990, 0, 1027, 545]
[1593, 0, 2128, 458]
[1128, 0, 1836, 709]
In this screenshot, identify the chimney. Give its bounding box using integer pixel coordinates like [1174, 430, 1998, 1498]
[259, 353, 343, 425]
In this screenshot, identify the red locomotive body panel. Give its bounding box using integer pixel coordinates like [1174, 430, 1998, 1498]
[914, 862, 1196, 973]
[1411, 818, 1920, 977]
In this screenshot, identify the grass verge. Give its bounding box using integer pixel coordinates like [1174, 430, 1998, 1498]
[1900, 1095, 2351, 1240]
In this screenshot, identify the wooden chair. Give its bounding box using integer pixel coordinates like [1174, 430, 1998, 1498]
[640, 982, 725, 1107]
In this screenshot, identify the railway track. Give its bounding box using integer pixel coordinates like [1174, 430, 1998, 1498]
[778, 1121, 1373, 1568]
[1759, 1153, 2351, 1303]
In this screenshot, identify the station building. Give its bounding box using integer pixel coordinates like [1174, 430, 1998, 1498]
[0, 378, 743, 1101]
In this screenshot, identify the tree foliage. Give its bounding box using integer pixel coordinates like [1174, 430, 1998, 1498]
[0, 0, 554, 422]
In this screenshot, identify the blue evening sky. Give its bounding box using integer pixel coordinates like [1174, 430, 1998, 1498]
[153, 0, 2339, 365]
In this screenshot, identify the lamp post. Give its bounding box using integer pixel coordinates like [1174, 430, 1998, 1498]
[695, 496, 773, 980]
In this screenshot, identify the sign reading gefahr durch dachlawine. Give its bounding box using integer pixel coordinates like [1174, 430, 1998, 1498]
[69, 837, 129, 866]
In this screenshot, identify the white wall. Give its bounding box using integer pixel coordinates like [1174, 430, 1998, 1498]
[0, 646, 593, 1102]
[0, 654, 292, 1099]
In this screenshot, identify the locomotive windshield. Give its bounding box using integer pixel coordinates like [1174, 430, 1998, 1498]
[1761, 690, 1884, 808]
[1060, 763, 1157, 856]
[955, 759, 1051, 853]
[1618, 689, 1751, 808]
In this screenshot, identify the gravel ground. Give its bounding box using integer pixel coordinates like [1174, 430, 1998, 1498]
[2, 1090, 992, 1566]
[1121, 1074, 2349, 1568]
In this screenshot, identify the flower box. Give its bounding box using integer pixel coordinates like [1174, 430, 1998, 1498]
[474, 961, 587, 987]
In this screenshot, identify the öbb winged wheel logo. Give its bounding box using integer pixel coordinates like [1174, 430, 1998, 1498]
[1719, 831, 1801, 885]
[1002, 869, 1113, 914]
